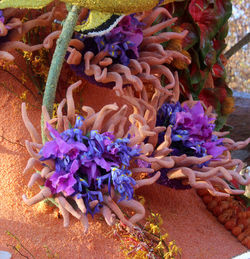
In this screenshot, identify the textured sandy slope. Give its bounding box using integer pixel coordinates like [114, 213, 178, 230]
[0, 64, 247, 258]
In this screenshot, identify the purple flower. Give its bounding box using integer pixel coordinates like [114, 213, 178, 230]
[156, 101, 227, 163]
[40, 123, 87, 160]
[40, 117, 139, 216]
[202, 136, 227, 158]
[0, 10, 4, 23]
[136, 159, 150, 168]
[157, 169, 191, 190]
[45, 159, 79, 195]
[71, 14, 143, 89]
[156, 102, 183, 144]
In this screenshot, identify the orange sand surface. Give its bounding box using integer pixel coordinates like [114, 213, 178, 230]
[0, 63, 247, 258]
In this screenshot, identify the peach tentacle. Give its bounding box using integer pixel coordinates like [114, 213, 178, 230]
[57, 98, 66, 133]
[100, 205, 116, 226]
[141, 7, 172, 27]
[57, 196, 81, 220]
[118, 199, 145, 225]
[143, 18, 178, 37]
[23, 158, 43, 175]
[22, 187, 52, 206]
[28, 172, 44, 188]
[22, 103, 41, 144]
[66, 80, 82, 125]
[92, 103, 119, 132]
[103, 195, 134, 229]
[134, 171, 161, 189]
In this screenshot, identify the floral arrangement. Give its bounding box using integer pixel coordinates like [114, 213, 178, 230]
[21, 80, 165, 231]
[43, 6, 190, 95]
[153, 97, 250, 193]
[75, 14, 143, 67]
[119, 80, 250, 196]
[41, 118, 141, 216]
[0, 1, 249, 257]
[156, 101, 226, 159]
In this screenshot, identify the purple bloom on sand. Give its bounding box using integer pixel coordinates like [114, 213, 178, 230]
[155, 101, 227, 189]
[156, 101, 227, 160]
[40, 116, 139, 216]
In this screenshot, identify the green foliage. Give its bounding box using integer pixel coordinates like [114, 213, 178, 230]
[166, 0, 234, 126]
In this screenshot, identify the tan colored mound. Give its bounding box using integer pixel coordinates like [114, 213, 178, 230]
[0, 64, 247, 258]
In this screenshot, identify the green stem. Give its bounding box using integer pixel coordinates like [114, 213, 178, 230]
[41, 5, 80, 143]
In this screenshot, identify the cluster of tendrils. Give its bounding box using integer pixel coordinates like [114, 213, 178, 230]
[0, 8, 56, 61]
[21, 80, 163, 232]
[119, 73, 250, 197]
[42, 7, 190, 96]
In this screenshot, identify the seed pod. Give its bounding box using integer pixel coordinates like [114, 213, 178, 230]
[237, 232, 245, 242]
[219, 201, 230, 211]
[242, 236, 250, 249]
[203, 195, 213, 204]
[225, 218, 237, 230]
[207, 200, 218, 211]
[237, 218, 248, 229]
[218, 209, 234, 224]
[213, 206, 223, 216]
[218, 213, 230, 224]
[232, 226, 242, 236]
[238, 212, 247, 219]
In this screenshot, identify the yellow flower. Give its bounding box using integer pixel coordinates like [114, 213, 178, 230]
[155, 241, 165, 251]
[52, 103, 59, 119]
[164, 251, 174, 259]
[160, 232, 169, 241]
[23, 51, 32, 61]
[137, 195, 146, 206]
[20, 73, 27, 84]
[149, 223, 160, 234]
[20, 91, 27, 102]
[132, 250, 148, 259]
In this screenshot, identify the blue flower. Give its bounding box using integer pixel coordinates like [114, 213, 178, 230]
[82, 191, 103, 216]
[111, 167, 136, 201]
[0, 10, 4, 23]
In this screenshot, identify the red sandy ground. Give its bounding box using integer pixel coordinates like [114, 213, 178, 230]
[0, 60, 247, 258]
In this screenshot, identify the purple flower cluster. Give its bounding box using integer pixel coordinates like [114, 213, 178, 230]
[40, 116, 140, 215]
[155, 101, 227, 189]
[157, 101, 226, 160]
[0, 10, 4, 23]
[75, 14, 143, 66]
